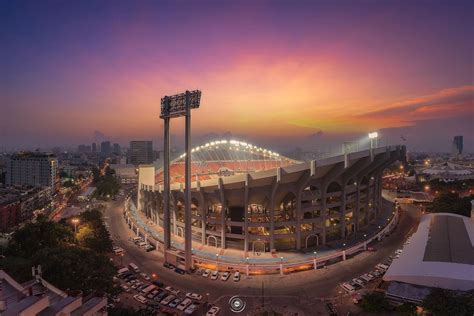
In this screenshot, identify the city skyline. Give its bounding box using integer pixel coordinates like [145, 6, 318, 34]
[1, 0, 473, 152]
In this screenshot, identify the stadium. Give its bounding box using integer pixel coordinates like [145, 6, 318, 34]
[136, 139, 406, 255]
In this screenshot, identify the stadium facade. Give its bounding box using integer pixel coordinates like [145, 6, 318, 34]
[137, 140, 406, 252]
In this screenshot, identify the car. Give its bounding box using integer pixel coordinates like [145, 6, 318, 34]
[146, 300, 161, 308]
[130, 283, 139, 289]
[210, 271, 219, 280]
[140, 272, 151, 281]
[186, 293, 202, 301]
[220, 272, 230, 281]
[160, 294, 176, 305]
[202, 269, 211, 278]
[155, 290, 168, 302]
[195, 268, 203, 275]
[352, 278, 365, 287]
[233, 271, 240, 282]
[120, 284, 130, 293]
[165, 286, 180, 295]
[168, 298, 182, 308]
[206, 306, 220, 316]
[163, 262, 175, 269]
[133, 294, 147, 305]
[145, 244, 156, 252]
[177, 298, 192, 311]
[147, 289, 160, 299]
[174, 267, 186, 275]
[184, 303, 199, 314]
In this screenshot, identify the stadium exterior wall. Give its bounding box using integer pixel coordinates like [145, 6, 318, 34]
[137, 145, 406, 252]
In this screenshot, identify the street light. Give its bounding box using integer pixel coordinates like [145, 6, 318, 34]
[216, 254, 219, 269]
[72, 218, 79, 233]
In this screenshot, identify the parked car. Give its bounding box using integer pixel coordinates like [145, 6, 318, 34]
[133, 294, 147, 305]
[233, 271, 241, 282]
[174, 267, 186, 275]
[206, 306, 220, 316]
[184, 303, 199, 314]
[186, 293, 202, 301]
[165, 286, 180, 295]
[155, 291, 168, 302]
[352, 278, 365, 287]
[210, 271, 219, 280]
[169, 298, 182, 308]
[163, 262, 175, 269]
[202, 269, 211, 278]
[160, 294, 176, 305]
[195, 268, 203, 275]
[140, 272, 151, 281]
[220, 272, 230, 281]
[120, 284, 130, 293]
[177, 298, 192, 311]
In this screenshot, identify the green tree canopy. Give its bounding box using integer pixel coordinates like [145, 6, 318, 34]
[423, 288, 474, 316]
[7, 215, 74, 257]
[360, 292, 390, 313]
[430, 192, 472, 217]
[396, 302, 417, 315]
[32, 246, 118, 295]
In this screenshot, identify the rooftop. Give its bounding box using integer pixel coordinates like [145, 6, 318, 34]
[383, 212, 474, 291]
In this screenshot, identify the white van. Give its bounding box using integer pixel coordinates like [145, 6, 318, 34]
[117, 267, 129, 275]
[177, 298, 192, 311]
[128, 263, 140, 273]
[340, 282, 355, 293]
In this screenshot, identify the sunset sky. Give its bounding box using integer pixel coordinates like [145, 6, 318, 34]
[1, 0, 473, 152]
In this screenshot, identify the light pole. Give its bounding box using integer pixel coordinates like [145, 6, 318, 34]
[246, 256, 250, 276]
[280, 256, 284, 276]
[72, 218, 79, 233]
[216, 254, 219, 270]
[313, 251, 317, 270]
[160, 90, 201, 271]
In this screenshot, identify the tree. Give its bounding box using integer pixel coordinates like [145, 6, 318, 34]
[430, 192, 472, 217]
[360, 292, 390, 313]
[0, 256, 33, 283]
[32, 246, 118, 295]
[423, 288, 474, 316]
[396, 302, 417, 315]
[7, 215, 74, 257]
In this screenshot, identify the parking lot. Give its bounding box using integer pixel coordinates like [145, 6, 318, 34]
[104, 194, 422, 315]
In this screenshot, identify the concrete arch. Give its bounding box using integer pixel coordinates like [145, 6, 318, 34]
[305, 233, 319, 248]
[207, 235, 218, 247]
[252, 240, 267, 253]
[177, 226, 184, 237]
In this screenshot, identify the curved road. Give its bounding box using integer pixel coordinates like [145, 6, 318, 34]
[104, 196, 420, 315]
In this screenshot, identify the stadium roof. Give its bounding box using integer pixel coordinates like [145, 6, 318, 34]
[155, 140, 300, 184]
[383, 213, 474, 291]
[174, 139, 298, 163]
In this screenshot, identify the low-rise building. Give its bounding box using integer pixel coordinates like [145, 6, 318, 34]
[0, 187, 52, 232]
[0, 269, 107, 315]
[383, 212, 474, 304]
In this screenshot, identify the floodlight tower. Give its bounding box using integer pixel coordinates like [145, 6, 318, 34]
[160, 90, 202, 271]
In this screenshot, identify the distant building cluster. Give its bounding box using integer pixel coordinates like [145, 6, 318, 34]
[415, 162, 474, 183]
[451, 135, 463, 159]
[0, 186, 52, 232]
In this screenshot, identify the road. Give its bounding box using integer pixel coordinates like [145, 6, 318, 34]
[104, 195, 421, 315]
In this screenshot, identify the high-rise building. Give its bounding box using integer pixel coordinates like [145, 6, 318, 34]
[100, 141, 111, 155]
[113, 143, 121, 155]
[452, 135, 463, 158]
[92, 142, 97, 153]
[5, 152, 57, 191]
[77, 144, 91, 153]
[130, 141, 153, 165]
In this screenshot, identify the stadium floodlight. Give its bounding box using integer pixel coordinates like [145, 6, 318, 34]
[368, 132, 378, 139]
[160, 90, 201, 119]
